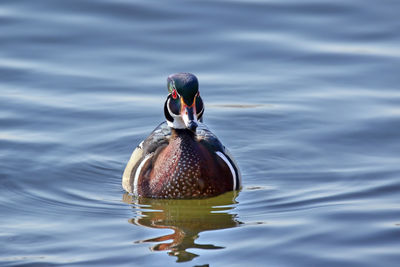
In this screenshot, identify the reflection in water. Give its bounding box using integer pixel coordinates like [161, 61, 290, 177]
[123, 192, 241, 263]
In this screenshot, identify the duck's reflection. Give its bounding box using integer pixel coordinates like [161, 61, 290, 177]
[123, 192, 241, 263]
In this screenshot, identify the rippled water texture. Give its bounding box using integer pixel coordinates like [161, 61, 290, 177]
[1, 0, 400, 266]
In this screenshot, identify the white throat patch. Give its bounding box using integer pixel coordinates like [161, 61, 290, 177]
[166, 98, 188, 129]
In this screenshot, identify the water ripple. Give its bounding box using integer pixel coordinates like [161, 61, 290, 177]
[1, 0, 400, 266]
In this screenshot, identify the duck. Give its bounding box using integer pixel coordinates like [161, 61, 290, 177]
[122, 73, 241, 199]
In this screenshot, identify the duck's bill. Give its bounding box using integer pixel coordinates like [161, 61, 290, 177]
[180, 98, 198, 132]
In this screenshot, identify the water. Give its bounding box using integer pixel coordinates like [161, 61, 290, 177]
[1, 0, 400, 266]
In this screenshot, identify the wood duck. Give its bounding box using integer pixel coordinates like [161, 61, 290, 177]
[122, 73, 241, 199]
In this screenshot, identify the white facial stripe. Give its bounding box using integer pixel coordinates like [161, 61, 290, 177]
[166, 98, 186, 129]
[197, 107, 204, 119]
[216, 151, 237, 191]
[166, 98, 175, 116]
[133, 153, 153, 196]
[198, 106, 204, 115]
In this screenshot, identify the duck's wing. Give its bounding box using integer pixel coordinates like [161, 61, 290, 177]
[197, 123, 242, 190]
[141, 122, 171, 155]
[122, 122, 171, 193]
[196, 123, 224, 152]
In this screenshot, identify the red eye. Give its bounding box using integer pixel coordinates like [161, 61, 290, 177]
[172, 89, 177, 99]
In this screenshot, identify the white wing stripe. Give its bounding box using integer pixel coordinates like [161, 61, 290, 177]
[133, 153, 153, 196]
[216, 151, 237, 191]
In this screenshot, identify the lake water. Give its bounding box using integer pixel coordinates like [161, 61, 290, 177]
[1, 0, 400, 266]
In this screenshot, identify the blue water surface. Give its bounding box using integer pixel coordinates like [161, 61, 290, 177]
[1, 0, 400, 266]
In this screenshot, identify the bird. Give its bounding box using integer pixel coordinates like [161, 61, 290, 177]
[122, 73, 241, 199]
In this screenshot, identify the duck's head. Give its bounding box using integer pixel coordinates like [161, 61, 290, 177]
[164, 73, 204, 132]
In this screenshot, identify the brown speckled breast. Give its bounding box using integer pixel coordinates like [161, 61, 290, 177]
[137, 129, 233, 198]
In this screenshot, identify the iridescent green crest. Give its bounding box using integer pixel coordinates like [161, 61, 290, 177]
[168, 79, 176, 94]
